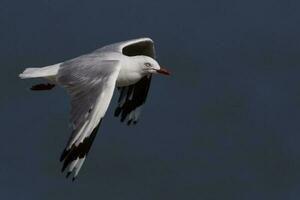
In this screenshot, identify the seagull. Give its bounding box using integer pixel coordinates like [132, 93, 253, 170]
[19, 37, 170, 181]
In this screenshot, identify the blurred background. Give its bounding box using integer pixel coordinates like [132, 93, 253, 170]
[1, 0, 300, 199]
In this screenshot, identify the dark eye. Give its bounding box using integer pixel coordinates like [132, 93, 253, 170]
[145, 62, 152, 67]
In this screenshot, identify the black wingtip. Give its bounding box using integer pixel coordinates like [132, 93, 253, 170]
[114, 107, 121, 117]
[60, 120, 103, 180]
[66, 172, 71, 178]
[115, 75, 151, 125]
[72, 177, 76, 182]
[60, 149, 69, 162]
[127, 119, 133, 126]
[121, 112, 127, 122]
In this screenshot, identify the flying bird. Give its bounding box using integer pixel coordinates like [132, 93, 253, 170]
[19, 38, 170, 181]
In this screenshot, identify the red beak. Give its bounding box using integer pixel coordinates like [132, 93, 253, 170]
[156, 67, 170, 75]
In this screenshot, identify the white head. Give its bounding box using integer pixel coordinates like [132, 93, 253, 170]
[134, 56, 170, 76]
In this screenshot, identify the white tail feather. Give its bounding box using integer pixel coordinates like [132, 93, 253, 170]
[19, 63, 61, 79]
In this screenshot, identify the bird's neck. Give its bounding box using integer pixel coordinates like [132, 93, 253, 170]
[116, 56, 145, 87]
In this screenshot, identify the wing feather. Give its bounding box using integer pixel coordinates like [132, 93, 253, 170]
[57, 54, 120, 180]
[114, 75, 152, 125]
[112, 38, 155, 125]
[97, 37, 155, 57]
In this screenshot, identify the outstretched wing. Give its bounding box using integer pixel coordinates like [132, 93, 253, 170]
[114, 75, 152, 125]
[57, 54, 120, 180]
[112, 38, 156, 125]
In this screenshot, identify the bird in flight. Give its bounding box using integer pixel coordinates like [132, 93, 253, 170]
[19, 38, 170, 181]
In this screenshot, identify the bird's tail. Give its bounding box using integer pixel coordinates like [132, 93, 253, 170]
[19, 63, 60, 79]
[19, 63, 61, 91]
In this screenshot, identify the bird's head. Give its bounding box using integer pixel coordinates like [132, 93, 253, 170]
[140, 56, 170, 76]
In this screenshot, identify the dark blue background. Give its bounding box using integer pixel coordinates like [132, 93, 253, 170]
[2, 0, 300, 199]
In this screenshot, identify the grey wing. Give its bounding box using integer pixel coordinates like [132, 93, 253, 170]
[57, 55, 120, 180]
[112, 38, 156, 125]
[97, 37, 155, 56]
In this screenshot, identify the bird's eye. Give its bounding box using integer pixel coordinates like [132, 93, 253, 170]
[145, 62, 152, 67]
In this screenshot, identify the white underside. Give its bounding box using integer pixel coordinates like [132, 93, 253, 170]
[18, 56, 144, 87]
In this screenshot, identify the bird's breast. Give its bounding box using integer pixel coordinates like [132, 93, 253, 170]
[116, 70, 143, 87]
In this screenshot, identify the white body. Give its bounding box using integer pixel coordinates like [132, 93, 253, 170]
[19, 53, 145, 87]
[18, 37, 163, 180]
